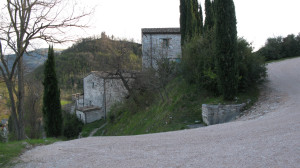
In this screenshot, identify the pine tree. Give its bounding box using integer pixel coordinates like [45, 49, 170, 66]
[204, 0, 214, 33]
[42, 46, 63, 137]
[214, 0, 238, 100]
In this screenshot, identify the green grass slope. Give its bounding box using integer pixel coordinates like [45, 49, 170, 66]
[0, 138, 60, 167]
[95, 77, 259, 136]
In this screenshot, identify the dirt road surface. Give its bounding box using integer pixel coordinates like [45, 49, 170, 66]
[14, 58, 300, 168]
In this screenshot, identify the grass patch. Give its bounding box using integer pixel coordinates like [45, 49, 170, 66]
[81, 119, 106, 137]
[61, 100, 72, 106]
[95, 77, 260, 136]
[0, 138, 60, 167]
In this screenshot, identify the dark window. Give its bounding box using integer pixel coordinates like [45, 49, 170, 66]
[175, 58, 181, 63]
[92, 82, 95, 88]
[162, 39, 170, 48]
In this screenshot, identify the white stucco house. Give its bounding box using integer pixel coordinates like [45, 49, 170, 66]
[75, 71, 135, 124]
[142, 28, 182, 69]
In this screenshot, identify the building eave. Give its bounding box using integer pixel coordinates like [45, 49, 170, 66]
[142, 28, 181, 35]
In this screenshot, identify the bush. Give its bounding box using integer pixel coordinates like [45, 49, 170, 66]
[237, 38, 267, 91]
[63, 112, 83, 139]
[182, 30, 218, 94]
[257, 33, 300, 61]
[182, 35, 266, 95]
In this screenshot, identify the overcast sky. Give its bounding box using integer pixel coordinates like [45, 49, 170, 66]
[1, 0, 300, 51]
[75, 0, 299, 51]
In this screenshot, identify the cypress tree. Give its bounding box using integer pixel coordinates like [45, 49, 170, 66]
[180, 0, 204, 45]
[214, 0, 238, 100]
[180, 0, 187, 45]
[185, 0, 195, 41]
[199, 3, 204, 35]
[204, 0, 214, 33]
[42, 46, 63, 137]
[192, 0, 203, 36]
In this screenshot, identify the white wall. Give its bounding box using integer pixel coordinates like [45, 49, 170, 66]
[76, 110, 86, 123]
[84, 73, 105, 108]
[83, 73, 131, 117]
[142, 33, 181, 69]
[85, 109, 103, 124]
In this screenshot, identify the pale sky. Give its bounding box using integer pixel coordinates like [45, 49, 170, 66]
[78, 0, 300, 51]
[1, 0, 300, 51]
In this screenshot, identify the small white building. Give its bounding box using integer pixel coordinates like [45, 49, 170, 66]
[75, 71, 135, 124]
[142, 28, 182, 69]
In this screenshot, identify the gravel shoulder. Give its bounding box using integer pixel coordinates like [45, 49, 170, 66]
[14, 58, 300, 168]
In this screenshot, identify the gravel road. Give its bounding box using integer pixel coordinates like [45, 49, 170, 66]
[14, 58, 300, 168]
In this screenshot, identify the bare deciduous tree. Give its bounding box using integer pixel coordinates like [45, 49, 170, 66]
[103, 37, 141, 104]
[0, 0, 91, 140]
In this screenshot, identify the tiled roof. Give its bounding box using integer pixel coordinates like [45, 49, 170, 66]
[142, 28, 181, 34]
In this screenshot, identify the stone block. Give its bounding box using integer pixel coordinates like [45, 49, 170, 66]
[202, 103, 246, 125]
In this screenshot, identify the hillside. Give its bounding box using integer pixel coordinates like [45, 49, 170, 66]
[93, 77, 259, 136]
[4, 48, 62, 73]
[30, 36, 142, 92]
[1, 36, 141, 120]
[0, 49, 60, 121]
[13, 58, 300, 168]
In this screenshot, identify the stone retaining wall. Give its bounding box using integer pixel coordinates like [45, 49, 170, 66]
[202, 103, 246, 125]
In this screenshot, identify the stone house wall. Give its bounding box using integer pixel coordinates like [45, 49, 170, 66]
[83, 73, 105, 108]
[142, 28, 181, 69]
[81, 71, 134, 121]
[76, 110, 86, 123]
[76, 107, 103, 124]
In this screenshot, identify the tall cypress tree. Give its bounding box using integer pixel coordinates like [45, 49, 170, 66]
[198, 3, 204, 35]
[185, 0, 196, 41]
[204, 0, 214, 33]
[180, 0, 187, 46]
[192, 0, 203, 36]
[180, 0, 200, 44]
[214, 0, 238, 100]
[42, 46, 63, 137]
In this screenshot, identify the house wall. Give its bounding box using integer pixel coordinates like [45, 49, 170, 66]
[142, 33, 181, 69]
[104, 78, 128, 114]
[85, 109, 103, 123]
[76, 110, 86, 123]
[83, 73, 130, 117]
[83, 73, 105, 108]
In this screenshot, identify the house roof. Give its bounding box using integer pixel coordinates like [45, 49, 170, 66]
[142, 28, 181, 34]
[84, 71, 137, 79]
[77, 106, 101, 113]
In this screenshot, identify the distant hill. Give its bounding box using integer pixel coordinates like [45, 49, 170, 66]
[4, 48, 63, 73]
[30, 36, 142, 91]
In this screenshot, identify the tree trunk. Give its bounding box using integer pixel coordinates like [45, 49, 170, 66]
[17, 56, 25, 140]
[5, 79, 20, 139]
[116, 71, 139, 104]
